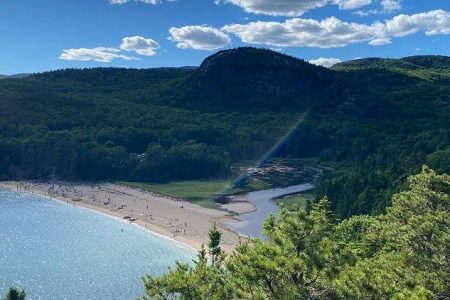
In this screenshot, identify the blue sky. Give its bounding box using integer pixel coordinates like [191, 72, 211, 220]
[1, 0, 450, 74]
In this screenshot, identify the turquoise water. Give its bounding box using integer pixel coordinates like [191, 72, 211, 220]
[0, 188, 195, 300]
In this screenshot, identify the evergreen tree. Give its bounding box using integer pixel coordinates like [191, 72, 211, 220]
[141, 166, 450, 299]
[4, 287, 26, 300]
[208, 224, 222, 267]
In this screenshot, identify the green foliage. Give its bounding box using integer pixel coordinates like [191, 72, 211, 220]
[334, 166, 450, 299]
[141, 228, 233, 299]
[277, 193, 315, 211]
[3, 287, 26, 300]
[142, 167, 450, 299]
[427, 149, 450, 173]
[208, 225, 222, 267]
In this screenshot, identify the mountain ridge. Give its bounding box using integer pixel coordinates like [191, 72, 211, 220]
[332, 55, 450, 81]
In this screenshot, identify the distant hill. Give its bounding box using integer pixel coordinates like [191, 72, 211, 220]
[0, 73, 31, 80]
[334, 55, 450, 71]
[0, 48, 449, 217]
[332, 56, 450, 81]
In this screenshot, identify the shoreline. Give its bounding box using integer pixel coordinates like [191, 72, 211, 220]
[0, 181, 243, 253]
[40, 190, 197, 254]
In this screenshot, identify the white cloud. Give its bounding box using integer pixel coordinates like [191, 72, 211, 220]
[219, 0, 372, 17]
[169, 25, 231, 50]
[368, 38, 391, 45]
[380, 0, 402, 12]
[221, 0, 328, 17]
[333, 0, 372, 10]
[353, 9, 377, 16]
[59, 47, 139, 62]
[309, 57, 342, 67]
[353, 0, 403, 16]
[60, 35, 161, 62]
[270, 48, 284, 53]
[223, 10, 450, 48]
[386, 10, 450, 36]
[223, 17, 384, 48]
[120, 36, 160, 56]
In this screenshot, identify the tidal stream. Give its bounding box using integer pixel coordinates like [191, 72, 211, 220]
[227, 183, 315, 238]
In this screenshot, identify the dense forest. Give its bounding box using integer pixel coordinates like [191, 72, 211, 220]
[0, 47, 449, 218]
[142, 167, 450, 299]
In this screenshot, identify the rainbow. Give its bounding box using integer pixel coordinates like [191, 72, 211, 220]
[222, 110, 310, 194]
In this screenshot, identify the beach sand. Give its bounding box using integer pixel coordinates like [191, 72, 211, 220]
[220, 200, 256, 214]
[0, 181, 246, 253]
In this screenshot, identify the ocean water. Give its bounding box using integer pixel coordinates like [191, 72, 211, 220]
[0, 188, 195, 300]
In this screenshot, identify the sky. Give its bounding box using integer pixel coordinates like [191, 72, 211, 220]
[1, 0, 450, 74]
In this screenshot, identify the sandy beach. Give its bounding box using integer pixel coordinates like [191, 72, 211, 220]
[0, 181, 248, 253]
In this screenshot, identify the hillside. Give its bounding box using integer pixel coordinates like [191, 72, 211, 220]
[0, 48, 449, 218]
[332, 55, 450, 81]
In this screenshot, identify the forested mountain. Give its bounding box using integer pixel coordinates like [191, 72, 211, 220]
[0, 47, 449, 218]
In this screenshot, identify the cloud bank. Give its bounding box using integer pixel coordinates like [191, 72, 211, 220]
[222, 10, 450, 48]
